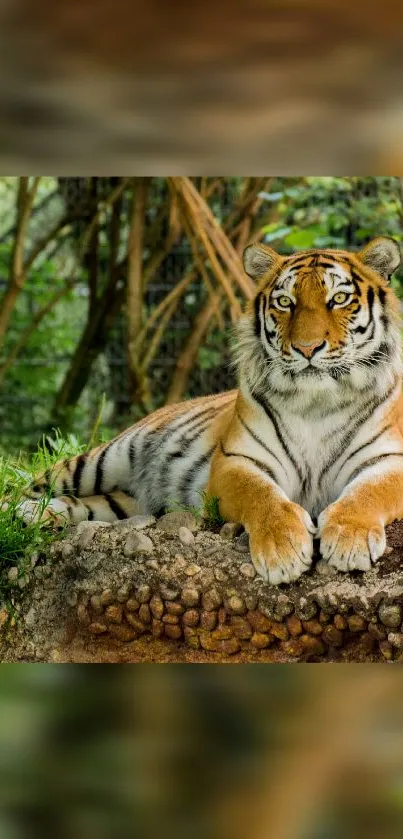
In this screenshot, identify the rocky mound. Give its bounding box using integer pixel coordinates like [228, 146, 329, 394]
[2, 512, 403, 662]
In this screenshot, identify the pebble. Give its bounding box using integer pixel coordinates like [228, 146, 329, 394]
[181, 586, 200, 607]
[295, 599, 318, 620]
[179, 527, 195, 547]
[24, 607, 36, 628]
[378, 603, 402, 628]
[347, 615, 367, 633]
[166, 602, 184, 616]
[184, 627, 200, 648]
[152, 619, 164, 638]
[139, 604, 152, 624]
[388, 632, 403, 649]
[61, 542, 74, 560]
[109, 625, 136, 642]
[126, 597, 140, 612]
[125, 614, 146, 633]
[247, 611, 272, 634]
[100, 589, 115, 606]
[315, 559, 337, 577]
[300, 635, 325, 656]
[322, 625, 343, 647]
[202, 587, 222, 611]
[286, 615, 302, 636]
[234, 532, 250, 553]
[302, 619, 323, 636]
[239, 563, 256, 579]
[117, 586, 131, 603]
[219, 522, 243, 541]
[214, 568, 229, 583]
[184, 563, 201, 577]
[379, 639, 393, 660]
[123, 533, 154, 556]
[150, 595, 164, 619]
[156, 511, 198, 534]
[89, 622, 108, 635]
[90, 595, 103, 614]
[229, 616, 253, 639]
[200, 610, 217, 630]
[7, 567, 18, 582]
[274, 594, 294, 619]
[105, 605, 123, 624]
[334, 614, 347, 631]
[159, 585, 179, 601]
[136, 585, 152, 603]
[162, 614, 179, 625]
[212, 627, 233, 641]
[251, 632, 273, 649]
[227, 595, 246, 615]
[146, 559, 159, 571]
[182, 609, 199, 627]
[165, 624, 182, 640]
[281, 638, 304, 657]
[270, 621, 289, 641]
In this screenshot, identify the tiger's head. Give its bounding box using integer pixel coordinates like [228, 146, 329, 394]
[237, 237, 402, 397]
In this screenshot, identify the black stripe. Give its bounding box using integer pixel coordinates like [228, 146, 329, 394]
[177, 444, 217, 507]
[86, 506, 94, 521]
[351, 285, 375, 334]
[104, 493, 127, 520]
[350, 268, 363, 297]
[220, 441, 278, 482]
[94, 446, 109, 495]
[129, 438, 136, 468]
[337, 426, 392, 476]
[254, 292, 262, 338]
[250, 390, 304, 481]
[345, 452, 403, 486]
[318, 378, 398, 487]
[236, 408, 284, 472]
[73, 454, 86, 497]
[159, 413, 216, 499]
[263, 297, 277, 345]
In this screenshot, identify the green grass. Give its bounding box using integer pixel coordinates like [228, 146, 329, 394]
[0, 430, 85, 605]
[167, 491, 225, 532]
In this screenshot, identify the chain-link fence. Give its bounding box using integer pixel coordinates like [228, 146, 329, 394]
[0, 178, 238, 450]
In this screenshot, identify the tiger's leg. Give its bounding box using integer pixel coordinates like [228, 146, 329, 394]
[207, 448, 316, 584]
[17, 490, 140, 527]
[318, 463, 403, 572]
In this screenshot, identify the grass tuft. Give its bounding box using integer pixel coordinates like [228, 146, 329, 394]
[0, 431, 85, 604]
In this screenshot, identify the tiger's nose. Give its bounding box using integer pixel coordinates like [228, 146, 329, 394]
[291, 339, 325, 359]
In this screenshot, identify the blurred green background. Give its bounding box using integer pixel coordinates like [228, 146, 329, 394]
[0, 666, 403, 839]
[0, 176, 402, 454]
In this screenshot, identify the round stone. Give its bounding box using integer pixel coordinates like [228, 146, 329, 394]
[378, 603, 402, 629]
[181, 586, 200, 608]
[179, 527, 195, 547]
[239, 563, 256, 579]
[202, 587, 222, 611]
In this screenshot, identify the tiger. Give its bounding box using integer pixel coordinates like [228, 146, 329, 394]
[14, 235, 403, 585]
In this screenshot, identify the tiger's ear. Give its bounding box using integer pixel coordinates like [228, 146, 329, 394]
[357, 237, 401, 280]
[243, 243, 280, 280]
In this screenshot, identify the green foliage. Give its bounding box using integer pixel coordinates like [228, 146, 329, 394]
[201, 492, 225, 531]
[1, 176, 403, 454]
[0, 431, 84, 605]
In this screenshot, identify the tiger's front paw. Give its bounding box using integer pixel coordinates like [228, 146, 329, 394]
[248, 502, 316, 585]
[318, 504, 386, 572]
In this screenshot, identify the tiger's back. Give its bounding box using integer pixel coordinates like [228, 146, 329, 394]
[24, 391, 237, 524]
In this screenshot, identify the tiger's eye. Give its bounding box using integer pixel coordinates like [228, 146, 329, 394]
[278, 295, 292, 308]
[332, 292, 349, 304]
